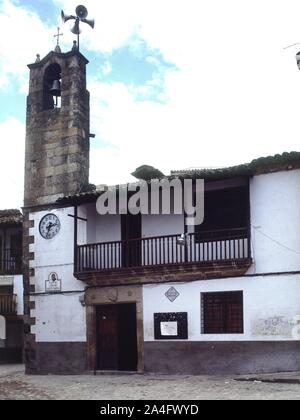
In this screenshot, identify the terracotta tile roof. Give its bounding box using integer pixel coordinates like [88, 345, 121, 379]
[0, 209, 23, 226]
[171, 151, 300, 179]
[57, 151, 300, 205]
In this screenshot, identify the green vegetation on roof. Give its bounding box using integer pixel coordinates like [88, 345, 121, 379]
[131, 165, 165, 181]
[171, 151, 300, 180]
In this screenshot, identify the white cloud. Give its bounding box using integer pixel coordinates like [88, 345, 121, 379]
[0, 0, 58, 92]
[0, 117, 25, 209]
[55, 0, 144, 52]
[1, 0, 300, 195]
[101, 61, 112, 76]
[56, 0, 300, 185]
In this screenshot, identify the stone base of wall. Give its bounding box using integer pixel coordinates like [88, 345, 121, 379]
[144, 341, 300, 375]
[0, 348, 23, 363]
[25, 342, 87, 375]
[26, 340, 300, 375]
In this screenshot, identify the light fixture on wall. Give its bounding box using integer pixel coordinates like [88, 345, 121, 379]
[176, 233, 188, 246]
[296, 51, 300, 70]
[79, 294, 86, 307]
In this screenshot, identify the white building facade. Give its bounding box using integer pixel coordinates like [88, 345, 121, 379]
[22, 45, 300, 375]
[25, 160, 300, 374]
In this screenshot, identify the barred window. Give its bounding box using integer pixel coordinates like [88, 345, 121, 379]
[202, 291, 244, 334]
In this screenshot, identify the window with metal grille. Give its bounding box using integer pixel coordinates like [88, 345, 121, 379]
[201, 291, 244, 334]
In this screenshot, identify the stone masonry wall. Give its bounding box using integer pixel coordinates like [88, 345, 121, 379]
[24, 51, 90, 207]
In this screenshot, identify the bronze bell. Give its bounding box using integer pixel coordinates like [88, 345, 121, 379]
[50, 80, 61, 97]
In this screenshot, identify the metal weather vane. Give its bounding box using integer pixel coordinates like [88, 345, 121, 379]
[61, 5, 95, 51]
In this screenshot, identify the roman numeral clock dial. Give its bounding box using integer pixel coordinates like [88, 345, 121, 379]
[39, 214, 61, 239]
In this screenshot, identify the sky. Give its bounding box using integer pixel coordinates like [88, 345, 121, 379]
[1, 0, 300, 209]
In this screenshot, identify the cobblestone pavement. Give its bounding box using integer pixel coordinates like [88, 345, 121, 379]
[0, 365, 300, 400]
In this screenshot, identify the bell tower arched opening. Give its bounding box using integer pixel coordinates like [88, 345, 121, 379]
[43, 63, 62, 110]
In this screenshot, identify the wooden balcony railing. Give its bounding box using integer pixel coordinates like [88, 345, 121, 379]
[0, 294, 17, 315]
[0, 249, 22, 275]
[75, 228, 250, 274]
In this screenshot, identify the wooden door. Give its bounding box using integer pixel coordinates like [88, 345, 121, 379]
[96, 304, 138, 371]
[97, 305, 118, 370]
[121, 214, 142, 267]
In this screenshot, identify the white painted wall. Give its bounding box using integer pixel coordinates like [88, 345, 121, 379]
[96, 214, 121, 243]
[78, 205, 88, 245]
[30, 207, 75, 267]
[83, 204, 184, 244]
[31, 294, 86, 342]
[13, 275, 23, 316]
[249, 169, 300, 274]
[142, 214, 184, 238]
[80, 203, 121, 245]
[143, 273, 300, 342]
[85, 203, 97, 244]
[30, 207, 86, 342]
[33, 265, 82, 294]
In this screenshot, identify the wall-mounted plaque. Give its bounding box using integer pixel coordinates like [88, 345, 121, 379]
[154, 312, 188, 340]
[160, 321, 178, 336]
[45, 272, 61, 293]
[165, 287, 180, 302]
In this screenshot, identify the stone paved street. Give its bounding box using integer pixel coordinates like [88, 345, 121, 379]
[0, 365, 300, 400]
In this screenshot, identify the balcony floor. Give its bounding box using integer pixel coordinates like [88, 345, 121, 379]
[74, 258, 252, 287]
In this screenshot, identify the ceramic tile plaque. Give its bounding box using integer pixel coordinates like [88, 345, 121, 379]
[165, 287, 180, 302]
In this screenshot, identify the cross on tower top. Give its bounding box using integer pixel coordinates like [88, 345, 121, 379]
[54, 27, 63, 50]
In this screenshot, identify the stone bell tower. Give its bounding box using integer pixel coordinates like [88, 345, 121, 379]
[24, 45, 90, 207]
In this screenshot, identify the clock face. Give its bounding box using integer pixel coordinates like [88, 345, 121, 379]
[39, 214, 61, 239]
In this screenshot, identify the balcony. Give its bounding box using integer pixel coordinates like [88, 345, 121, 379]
[75, 228, 252, 286]
[0, 249, 22, 275]
[0, 294, 17, 315]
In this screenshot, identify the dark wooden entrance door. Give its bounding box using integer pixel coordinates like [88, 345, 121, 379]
[96, 304, 138, 371]
[121, 214, 142, 267]
[96, 305, 118, 370]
